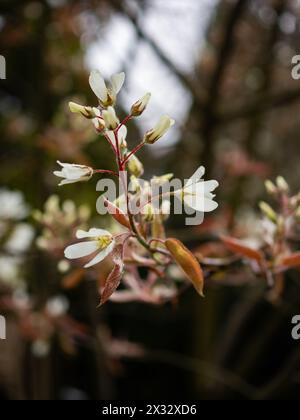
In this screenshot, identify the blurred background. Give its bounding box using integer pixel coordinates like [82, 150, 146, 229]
[1, 0, 300, 400]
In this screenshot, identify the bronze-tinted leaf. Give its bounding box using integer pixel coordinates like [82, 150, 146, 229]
[165, 238, 204, 296]
[103, 197, 131, 229]
[280, 252, 300, 268]
[221, 235, 263, 262]
[99, 245, 124, 306]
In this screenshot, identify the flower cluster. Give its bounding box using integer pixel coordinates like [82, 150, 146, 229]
[54, 70, 219, 305]
[219, 176, 300, 301]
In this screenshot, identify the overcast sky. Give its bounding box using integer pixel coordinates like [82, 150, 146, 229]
[84, 0, 218, 149]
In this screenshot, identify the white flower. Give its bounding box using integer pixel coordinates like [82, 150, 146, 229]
[89, 70, 125, 108]
[64, 228, 115, 268]
[0, 189, 29, 220]
[54, 161, 93, 186]
[5, 223, 34, 254]
[176, 166, 219, 212]
[106, 125, 127, 149]
[131, 92, 151, 116]
[102, 106, 120, 130]
[144, 115, 175, 144]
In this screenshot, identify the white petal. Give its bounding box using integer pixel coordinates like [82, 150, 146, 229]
[203, 198, 219, 212]
[84, 240, 115, 268]
[53, 171, 64, 178]
[64, 241, 99, 259]
[58, 179, 78, 186]
[185, 180, 218, 196]
[63, 166, 88, 180]
[111, 72, 125, 94]
[76, 228, 111, 239]
[106, 130, 116, 147]
[185, 166, 205, 187]
[89, 70, 108, 102]
[118, 125, 127, 142]
[184, 195, 218, 213]
[202, 180, 219, 193]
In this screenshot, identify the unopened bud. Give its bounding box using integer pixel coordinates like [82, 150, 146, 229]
[45, 195, 60, 214]
[57, 260, 70, 273]
[142, 203, 155, 222]
[127, 154, 144, 177]
[276, 176, 289, 193]
[295, 207, 300, 218]
[130, 175, 141, 193]
[144, 115, 175, 144]
[93, 116, 106, 132]
[290, 195, 299, 209]
[69, 102, 99, 119]
[259, 201, 277, 222]
[32, 210, 43, 222]
[152, 173, 174, 185]
[131, 93, 151, 117]
[78, 205, 91, 221]
[265, 180, 277, 195]
[160, 200, 171, 221]
[102, 106, 119, 130]
[277, 215, 285, 235]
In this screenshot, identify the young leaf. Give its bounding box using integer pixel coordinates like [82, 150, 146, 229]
[165, 238, 204, 296]
[103, 197, 131, 229]
[221, 235, 263, 262]
[279, 251, 300, 268]
[99, 245, 124, 306]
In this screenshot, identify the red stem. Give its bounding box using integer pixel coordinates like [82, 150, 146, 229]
[93, 169, 119, 178]
[117, 115, 132, 132]
[122, 141, 145, 165]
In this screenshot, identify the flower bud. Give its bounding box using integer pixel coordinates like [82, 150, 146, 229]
[290, 195, 299, 209]
[69, 102, 99, 119]
[259, 201, 277, 222]
[152, 173, 174, 185]
[276, 176, 289, 193]
[142, 203, 155, 223]
[93, 116, 106, 132]
[102, 106, 120, 130]
[32, 210, 43, 222]
[131, 93, 151, 117]
[277, 215, 285, 235]
[144, 115, 175, 144]
[127, 155, 144, 177]
[160, 200, 171, 221]
[130, 175, 141, 193]
[265, 180, 277, 195]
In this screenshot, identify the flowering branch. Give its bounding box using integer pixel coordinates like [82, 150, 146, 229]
[53, 69, 219, 305]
